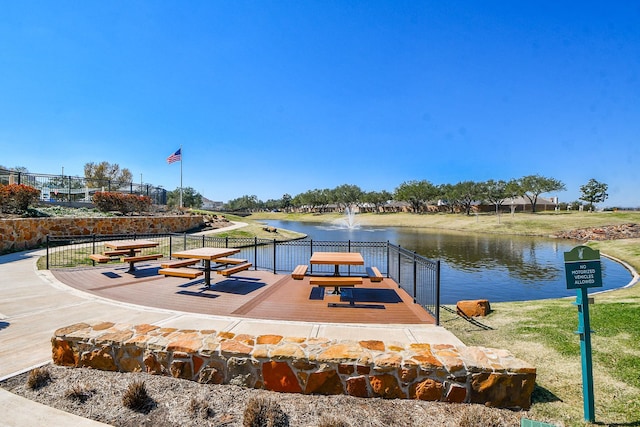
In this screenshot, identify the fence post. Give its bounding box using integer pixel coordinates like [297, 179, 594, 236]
[92, 235, 96, 266]
[271, 238, 276, 273]
[310, 239, 313, 274]
[435, 260, 441, 326]
[348, 240, 351, 275]
[225, 236, 229, 248]
[386, 241, 390, 277]
[398, 245, 402, 285]
[202, 235, 205, 248]
[169, 235, 173, 259]
[255, 237, 259, 271]
[46, 235, 49, 269]
[183, 233, 187, 250]
[413, 252, 417, 303]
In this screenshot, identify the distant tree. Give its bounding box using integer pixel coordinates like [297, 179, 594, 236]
[453, 181, 484, 216]
[362, 190, 392, 213]
[167, 187, 202, 209]
[518, 175, 566, 213]
[293, 188, 330, 212]
[263, 199, 280, 211]
[438, 183, 464, 213]
[84, 162, 133, 189]
[332, 184, 363, 210]
[226, 194, 259, 212]
[482, 179, 520, 215]
[394, 180, 438, 213]
[580, 179, 608, 211]
[281, 193, 292, 211]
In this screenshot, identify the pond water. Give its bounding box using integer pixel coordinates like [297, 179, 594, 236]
[261, 219, 632, 304]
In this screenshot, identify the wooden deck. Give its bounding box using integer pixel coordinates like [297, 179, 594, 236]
[51, 263, 435, 324]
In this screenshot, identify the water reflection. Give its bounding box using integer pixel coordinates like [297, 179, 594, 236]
[398, 230, 562, 283]
[262, 220, 631, 303]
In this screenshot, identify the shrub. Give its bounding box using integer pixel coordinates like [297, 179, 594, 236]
[65, 382, 95, 403]
[122, 379, 153, 412]
[93, 192, 152, 214]
[93, 191, 121, 213]
[0, 184, 40, 214]
[243, 396, 289, 427]
[26, 366, 51, 390]
[188, 396, 213, 419]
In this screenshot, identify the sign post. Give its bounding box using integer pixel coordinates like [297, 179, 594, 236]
[563, 245, 602, 423]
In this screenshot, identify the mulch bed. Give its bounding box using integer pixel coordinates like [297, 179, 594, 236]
[1, 365, 528, 427]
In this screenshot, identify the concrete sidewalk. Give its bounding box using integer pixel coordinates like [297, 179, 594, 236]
[0, 249, 462, 426]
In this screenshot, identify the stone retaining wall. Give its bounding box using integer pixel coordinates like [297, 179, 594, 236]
[52, 322, 536, 409]
[0, 216, 204, 253]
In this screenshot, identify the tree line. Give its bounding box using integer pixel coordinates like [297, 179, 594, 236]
[223, 175, 609, 214]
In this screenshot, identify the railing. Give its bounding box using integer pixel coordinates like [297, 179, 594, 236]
[46, 234, 441, 324]
[0, 168, 166, 205]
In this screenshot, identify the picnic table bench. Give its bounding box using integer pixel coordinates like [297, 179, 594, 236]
[171, 247, 242, 287]
[213, 257, 248, 266]
[101, 239, 161, 273]
[89, 254, 111, 263]
[291, 264, 308, 280]
[309, 276, 363, 294]
[217, 262, 252, 277]
[160, 258, 200, 269]
[158, 267, 204, 279]
[366, 266, 384, 282]
[89, 249, 143, 264]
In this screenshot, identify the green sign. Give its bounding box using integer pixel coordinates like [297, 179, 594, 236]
[563, 245, 600, 422]
[563, 246, 602, 290]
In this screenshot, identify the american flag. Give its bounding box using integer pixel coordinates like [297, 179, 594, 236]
[167, 148, 181, 164]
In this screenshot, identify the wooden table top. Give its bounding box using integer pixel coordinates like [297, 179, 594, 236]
[103, 240, 159, 250]
[309, 251, 364, 265]
[172, 247, 241, 260]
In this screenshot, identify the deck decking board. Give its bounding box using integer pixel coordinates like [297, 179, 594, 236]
[51, 265, 435, 324]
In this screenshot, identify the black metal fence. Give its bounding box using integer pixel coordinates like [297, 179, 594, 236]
[46, 234, 441, 323]
[0, 168, 166, 205]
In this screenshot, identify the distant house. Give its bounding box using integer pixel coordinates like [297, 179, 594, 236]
[201, 197, 224, 211]
[479, 196, 559, 213]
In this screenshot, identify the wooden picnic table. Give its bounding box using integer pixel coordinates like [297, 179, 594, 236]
[103, 239, 160, 272]
[309, 251, 364, 276]
[171, 247, 241, 287]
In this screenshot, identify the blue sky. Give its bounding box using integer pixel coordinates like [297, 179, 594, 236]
[1, 1, 639, 207]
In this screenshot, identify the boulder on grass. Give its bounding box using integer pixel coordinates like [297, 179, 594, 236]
[456, 300, 491, 318]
